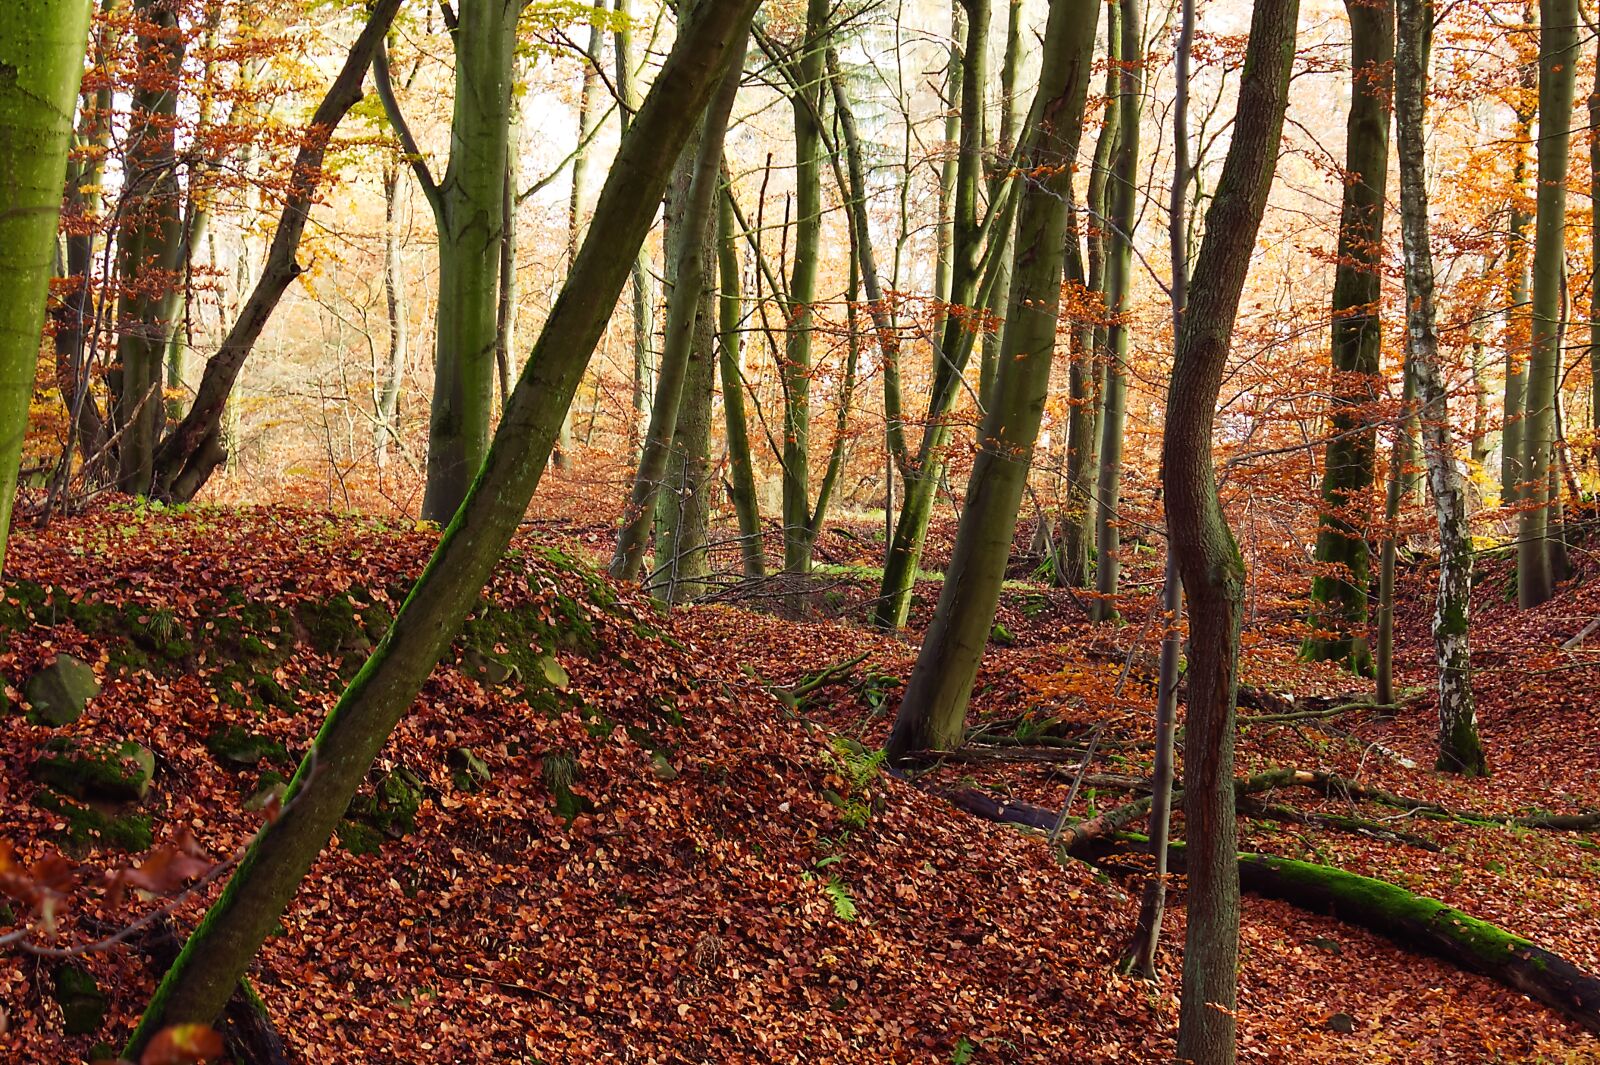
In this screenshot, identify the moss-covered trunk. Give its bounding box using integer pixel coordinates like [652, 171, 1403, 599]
[1161, 2, 1298, 1061]
[884, 0, 1097, 761]
[1304, 0, 1392, 674]
[0, 0, 93, 568]
[123, 4, 760, 1049]
[615, 0, 656, 465]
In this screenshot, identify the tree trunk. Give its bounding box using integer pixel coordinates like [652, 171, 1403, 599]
[1394, 0, 1488, 776]
[152, 0, 405, 501]
[778, 0, 832, 574]
[615, 0, 656, 465]
[1518, 0, 1578, 607]
[0, 0, 93, 568]
[1090, 0, 1143, 623]
[415, 1, 519, 522]
[978, 0, 1025, 415]
[376, 163, 408, 467]
[1374, 364, 1411, 707]
[610, 25, 745, 583]
[1161, 2, 1298, 1062]
[717, 184, 765, 579]
[110, 0, 185, 496]
[1057, 10, 1122, 589]
[124, 4, 759, 1051]
[1304, 0, 1393, 674]
[885, 0, 1097, 761]
[1502, 54, 1535, 504]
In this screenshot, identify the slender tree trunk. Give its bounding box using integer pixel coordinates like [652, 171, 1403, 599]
[1518, 0, 1578, 607]
[885, 0, 1097, 761]
[615, 0, 656, 464]
[111, 0, 185, 495]
[1058, 10, 1122, 589]
[1395, 0, 1487, 775]
[718, 184, 765, 579]
[934, 1, 964, 325]
[1502, 49, 1535, 503]
[124, 5, 759, 1050]
[779, 0, 832, 573]
[978, 0, 1025, 414]
[1163, 3, 1298, 1062]
[376, 163, 408, 467]
[1304, 0, 1393, 674]
[0, 0, 93, 568]
[610, 27, 746, 583]
[1592, 43, 1600, 437]
[1090, 0, 1143, 623]
[1374, 368, 1410, 707]
[1121, 0, 1194, 979]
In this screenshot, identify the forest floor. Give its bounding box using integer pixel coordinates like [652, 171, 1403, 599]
[2, 502, 1598, 1063]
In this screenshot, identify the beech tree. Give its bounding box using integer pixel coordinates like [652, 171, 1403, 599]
[0, 0, 94, 569]
[1161, 0, 1299, 1060]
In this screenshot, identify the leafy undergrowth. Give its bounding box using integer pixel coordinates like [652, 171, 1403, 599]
[3, 504, 1171, 1063]
[682, 542, 1600, 1062]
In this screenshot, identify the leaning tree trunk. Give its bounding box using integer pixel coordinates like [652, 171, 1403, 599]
[151, 0, 406, 501]
[610, 26, 745, 583]
[977, 0, 1025, 414]
[1304, 0, 1393, 675]
[1518, 0, 1578, 608]
[1394, 0, 1487, 776]
[1161, 2, 1299, 1062]
[1090, 0, 1143, 623]
[124, 3, 760, 1052]
[0, 0, 94, 569]
[885, 0, 1097, 762]
[717, 184, 765, 579]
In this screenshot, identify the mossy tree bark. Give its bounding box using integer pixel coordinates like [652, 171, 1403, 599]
[977, 0, 1025, 414]
[885, 0, 1098, 762]
[1517, 0, 1578, 607]
[1304, 0, 1392, 675]
[615, 0, 657, 465]
[0, 0, 94, 570]
[1161, 1, 1298, 1061]
[717, 185, 766, 580]
[610, 25, 746, 586]
[124, 3, 760, 1050]
[1394, 0, 1487, 776]
[1090, 0, 1143, 623]
[1501, 51, 1535, 504]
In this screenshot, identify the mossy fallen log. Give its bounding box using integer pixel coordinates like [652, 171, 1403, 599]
[950, 789, 1600, 1036]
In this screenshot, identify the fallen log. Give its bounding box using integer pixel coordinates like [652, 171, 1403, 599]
[1263, 769, 1600, 831]
[951, 791, 1600, 1036]
[945, 787, 1154, 850]
[1237, 797, 1442, 852]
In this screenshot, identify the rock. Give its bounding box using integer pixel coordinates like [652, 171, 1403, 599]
[33, 788, 152, 852]
[53, 962, 106, 1036]
[32, 738, 154, 801]
[536, 654, 570, 692]
[24, 654, 100, 726]
[345, 766, 423, 840]
[244, 774, 287, 813]
[448, 747, 492, 792]
[1326, 1012, 1357, 1034]
[206, 725, 289, 767]
[460, 647, 519, 689]
[650, 752, 679, 782]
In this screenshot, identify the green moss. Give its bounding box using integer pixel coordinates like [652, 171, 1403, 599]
[32, 738, 154, 801]
[344, 766, 424, 841]
[33, 789, 152, 852]
[53, 962, 106, 1036]
[205, 726, 289, 767]
[542, 751, 588, 821]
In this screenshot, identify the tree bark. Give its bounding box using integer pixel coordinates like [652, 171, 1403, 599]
[1304, 0, 1393, 675]
[1090, 0, 1144, 623]
[1394, 0, 1487, 776]
[1161, 2, 1299, 1061]
[885, 0, 1097, 761]
[1517, 0, 1578, 607]
[610, 28, 745, 585]
[0, 0, 93, 568]
[717, 183, 765, 579]
[615, 0, 656, 465]
[124, 3, 760, 1051]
